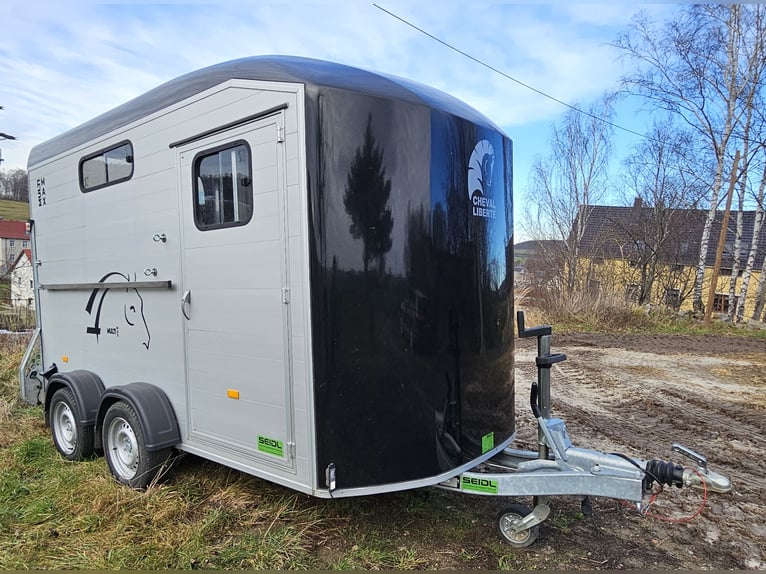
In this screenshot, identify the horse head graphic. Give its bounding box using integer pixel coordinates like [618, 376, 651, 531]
[467, 139, 495, 201]
[85, 272, 151, 350]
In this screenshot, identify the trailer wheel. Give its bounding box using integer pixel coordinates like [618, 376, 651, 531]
[50, 387, 95, 460]
[496, 503, 539, 548]
[103, 400, 171, 489]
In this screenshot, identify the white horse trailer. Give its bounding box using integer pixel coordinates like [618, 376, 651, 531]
[20, 56, 730, 546]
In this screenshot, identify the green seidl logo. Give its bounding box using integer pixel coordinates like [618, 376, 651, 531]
[257, 435, 283, 457]
[461, 475, 498, 494]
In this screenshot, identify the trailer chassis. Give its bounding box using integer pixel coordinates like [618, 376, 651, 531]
[438, 312, 731, 547]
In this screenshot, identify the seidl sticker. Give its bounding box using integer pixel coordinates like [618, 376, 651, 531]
[257, 435, 284, 457]
[461, 475, 499, 494]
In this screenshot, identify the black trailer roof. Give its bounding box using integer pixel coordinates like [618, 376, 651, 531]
[28, 55, 503, 167]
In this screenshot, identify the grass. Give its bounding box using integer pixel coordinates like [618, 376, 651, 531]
[0, 198, 28, 221]
[0, 333, 509, 570]
[519, 289, 766, 339]
[0, 310, 759, 569]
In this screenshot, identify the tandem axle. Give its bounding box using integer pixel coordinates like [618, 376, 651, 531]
[439, 312, 731, 547]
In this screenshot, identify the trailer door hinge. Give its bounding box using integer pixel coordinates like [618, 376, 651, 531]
[281, 287, 289, 304]
[277, 125, 285, 143]
[287, 441, 296, 459]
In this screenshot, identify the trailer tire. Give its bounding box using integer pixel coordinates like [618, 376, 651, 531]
[102, 400, 172, 489]
[50, 387, 95, 461]
[496, 503, 539, 548]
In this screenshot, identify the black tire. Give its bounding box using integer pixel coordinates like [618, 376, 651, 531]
[102, 400, 171, 489]
[496, 503, 539, 548]
[49, 387, 95, 461]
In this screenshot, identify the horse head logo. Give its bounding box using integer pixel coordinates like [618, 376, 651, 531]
[85, 272, 151, 350]
[467, 139, 495, 202]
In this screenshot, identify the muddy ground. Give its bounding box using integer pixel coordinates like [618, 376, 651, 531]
[497, 331, 766, 570]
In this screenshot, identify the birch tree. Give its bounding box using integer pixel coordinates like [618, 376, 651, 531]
[619, 120, 705, 304]
[731, 6, 766, 322]
[615, 5, 759, 312]
[527, 94, 615, 295]
[737, 157, 766, 322]
[752, 250, 766, 321]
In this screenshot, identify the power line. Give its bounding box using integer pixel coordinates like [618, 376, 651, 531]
[372, 3, 647, 140]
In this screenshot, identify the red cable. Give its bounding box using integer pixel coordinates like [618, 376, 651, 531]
[618, 470, 708, 524]
[646, 470, 708, 524]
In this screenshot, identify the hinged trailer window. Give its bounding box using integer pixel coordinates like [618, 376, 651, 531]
[79, 141, 134, 192]
[193, 141, 253, 230]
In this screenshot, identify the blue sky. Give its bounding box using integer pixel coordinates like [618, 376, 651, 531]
[0, 1, 676, 238]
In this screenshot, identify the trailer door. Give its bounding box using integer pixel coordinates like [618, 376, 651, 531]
[177, 110, 294, 470]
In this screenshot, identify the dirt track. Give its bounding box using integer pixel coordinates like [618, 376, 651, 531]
[511, 332, 766, 570]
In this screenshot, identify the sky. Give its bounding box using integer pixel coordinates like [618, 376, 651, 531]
[0, 1, 677, 239]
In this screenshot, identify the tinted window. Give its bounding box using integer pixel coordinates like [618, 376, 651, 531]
[193, 142, 253, 230]
[80, 141, 134, 191]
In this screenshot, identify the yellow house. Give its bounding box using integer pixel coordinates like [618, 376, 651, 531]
[576, 201, 766, 320]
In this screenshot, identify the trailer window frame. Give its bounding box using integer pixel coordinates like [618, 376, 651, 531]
[79, 140, 134, 193]
[192, 140, 254, 231]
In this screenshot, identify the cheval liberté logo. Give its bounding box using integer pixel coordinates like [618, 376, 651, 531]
[467, 139, 496, 219]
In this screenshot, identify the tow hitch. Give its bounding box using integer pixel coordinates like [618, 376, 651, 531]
[440, 312, 731, 547]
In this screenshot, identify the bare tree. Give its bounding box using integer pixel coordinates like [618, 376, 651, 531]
[618, 120, 704, 304]
[615, 5, 766, 312]
[728, 6, 766, 321]
[0, 168, 28, 202]
[738, 157, 766, 322]
[526, 94, 615, 294]
[752, 249, 766, 321]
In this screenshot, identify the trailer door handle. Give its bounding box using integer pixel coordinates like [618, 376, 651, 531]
[181, 290, 191, 320]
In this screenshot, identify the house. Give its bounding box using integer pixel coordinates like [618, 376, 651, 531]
[9, 249, 34, 309]
[577, 200, 766, 317]
[0, 219, 30, 277]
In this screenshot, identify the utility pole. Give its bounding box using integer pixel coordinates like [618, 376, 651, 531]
[1, 104, 18, 165]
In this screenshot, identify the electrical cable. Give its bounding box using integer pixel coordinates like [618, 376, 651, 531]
[618, 468, 708, 523]
[608, 451, 664, 487]
[373, 3, 648, 140]
[372, 3, 742, 184]
[645, 469, 708, 524]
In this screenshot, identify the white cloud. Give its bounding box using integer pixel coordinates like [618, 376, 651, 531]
[0, 2, 670, 171]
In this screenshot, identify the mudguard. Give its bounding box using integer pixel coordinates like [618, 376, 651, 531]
[95, 382, 181, 451]
[45, 370, 105, 426]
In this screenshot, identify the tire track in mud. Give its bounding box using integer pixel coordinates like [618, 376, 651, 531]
[547, 354, 766, 499]
[639, 383, 766, 444]
[514, 336, 766, 569]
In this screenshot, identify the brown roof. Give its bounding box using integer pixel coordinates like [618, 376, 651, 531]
[0, 220, 28, 240]
[578, 204, 766, 269]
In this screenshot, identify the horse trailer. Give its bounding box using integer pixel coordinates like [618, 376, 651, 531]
[20, 56, 729, 546]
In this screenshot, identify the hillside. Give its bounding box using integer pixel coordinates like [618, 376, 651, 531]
[0, 198, 29, 221]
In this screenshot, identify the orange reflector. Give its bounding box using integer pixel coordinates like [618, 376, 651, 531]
[62, 356, 69, 363]
[227, 389, 240, 400]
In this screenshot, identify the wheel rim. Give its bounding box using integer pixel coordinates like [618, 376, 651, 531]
[52, 400, 77, 455]
[107, 416, 139, 479]
[499, 512, 532, 545]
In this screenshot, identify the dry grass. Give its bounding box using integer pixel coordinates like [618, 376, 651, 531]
[2, 307, 757, 569]
[0, 336, 334, 569]
[518, 285, 766, 339]
[0, 336, 480, 570]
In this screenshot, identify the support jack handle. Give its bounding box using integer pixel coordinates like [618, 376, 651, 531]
[517, 311, 551, 339]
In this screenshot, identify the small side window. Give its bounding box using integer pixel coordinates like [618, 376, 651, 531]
[80, 141, 134, 192]
[193, 142, 253, 230]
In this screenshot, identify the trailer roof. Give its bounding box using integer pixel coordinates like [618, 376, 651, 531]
[28, 55, 504, 167]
